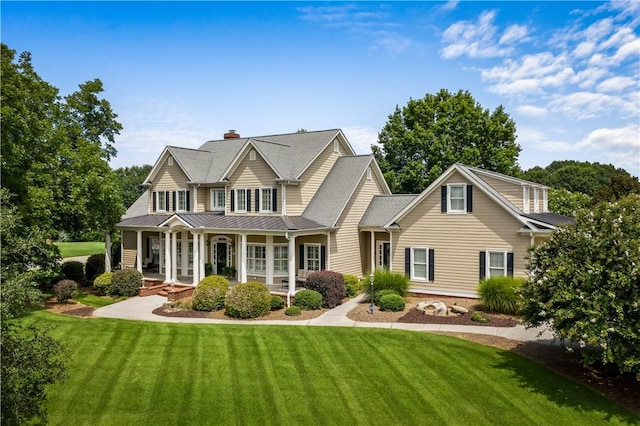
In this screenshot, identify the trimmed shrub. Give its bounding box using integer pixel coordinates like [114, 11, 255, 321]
[471, 311, 491, 323]
[225, 281, 271, 319]
[304, 270, 345, 308]
[344, 274, 362, 298]
[53, 279, 77, 303]
[85, 254, 105, 282]
[294, 289, 323, 310]
[192, 275, 229, 311]
[110, 269, 143, 297]
[379, 293, 405, 312]
[285, 306, 301, 316]
[366, 269, 409, 297]
[478, 276, 525, 314]
[271, 295, 285, 311]
[374, 289, 398, 306]
[61, 261, 85, 283]
[93, 272, 113, 295]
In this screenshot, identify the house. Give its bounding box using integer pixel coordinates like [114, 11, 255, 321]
[116, 129, 572, 298]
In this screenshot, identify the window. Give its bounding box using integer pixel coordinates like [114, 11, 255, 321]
[176, 240, 194, 269]
[260, 188, 272, 212]
[411, 248, 428, 280]
[448, 184, 466, 213]
[157, 190, 167, 212]
[274, 245, 288, 275]
[235, 188, 247, 212]
[211, 189, 225, 211]
[488, 251, 507, 277]
[247, 245, 266, 275]
[176, 190, 188, 211]
[305, 244, 321, 271]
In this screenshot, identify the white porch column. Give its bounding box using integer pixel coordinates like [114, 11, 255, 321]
[192, 232, 199, 285]
[164, 231, 171, 282]
[136, 231, 143, 273]
[240, 233, 247, 283]
[281, 183, 286, 216]
[388, 230, 393, 271]
[370, 230, 375, 273]
[288, 235, 296, 298]
[104, 233, 112, 272]
[265, 235, 274, 285]
[181, 231, 188, 276]
[326, 231, 331, 270]
[193, 186, 198, 212]
[159, 232, 164, 274]
[171, 231, 178, 282]
[199, 232, 206, 280]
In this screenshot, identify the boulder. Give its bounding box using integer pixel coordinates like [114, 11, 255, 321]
[450, 305, 469, 314]
[416, 300, 448, 316]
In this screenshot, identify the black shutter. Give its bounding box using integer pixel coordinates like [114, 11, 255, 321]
[441, 186, 447, 213]
[186, 191, 190, 211]
[320, 246, 326, 270]
[299, 245, 305, 270]
[166, 192, 170, 211]
[230, 190, 235, 212]
[479, 251, 486, 281]
[255, 189, 260, 212]
[172, 191, 176, 211]
[246, 190, 251, 212]
[507, 252, 514, 277]
[428, 249, 435, 281]
[152, 191, 157, 212]
[272, 188, 278, 212]
[405, 247, 411, 276]
[466, 184, 473, 213]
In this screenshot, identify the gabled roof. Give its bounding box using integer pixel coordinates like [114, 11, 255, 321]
[302, 155, 390, 227]
[123, 190, 150, 219]
[522, 212, 575, 226]
[359, 194, 417, 227]
[465, 165, 550, 189]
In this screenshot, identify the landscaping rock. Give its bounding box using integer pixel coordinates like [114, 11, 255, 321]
[416, 300, 448, 316]
[450, 305, 469, 314]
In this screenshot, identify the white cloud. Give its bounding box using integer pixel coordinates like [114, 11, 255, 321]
[342, 125, 379, 155]
[499, 24, 529, 45]
[573, 41, 596, 58]
[440, 10, 515, 59]
[435, 1, 459, 13]
[516, 105, 548, 117]
[371, 31, 413, 55]
[578, 124, 640, 151]
[547, 91, 636, 119]
[596, 76, 636, 92]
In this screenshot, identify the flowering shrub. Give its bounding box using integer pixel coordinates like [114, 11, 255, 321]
[304, 270, 345, 308]
[521, 194, 640, 378]
[224, 281, 271, 319]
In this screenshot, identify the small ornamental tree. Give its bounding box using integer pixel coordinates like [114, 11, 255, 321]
[521, 194, 640, 379]
[304, 270, 345, 308]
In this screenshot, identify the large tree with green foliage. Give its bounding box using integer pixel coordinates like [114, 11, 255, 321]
[521, 194, 640, 379]
[547, 188, 591, 217]
[373, 89, 520, 194]
[114, 164, 152, 209]
[1, 44, 124, 240]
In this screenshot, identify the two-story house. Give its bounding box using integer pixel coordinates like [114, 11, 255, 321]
[116, 129, 572, 298]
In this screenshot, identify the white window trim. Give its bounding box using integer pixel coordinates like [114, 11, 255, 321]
[259, 187, 273, 213]
[176, 189, 188, 212]
[447, 183, 467, 214]
[305, 243, 321, 271]
[247, 244, 266, 275]
[273, 244, 289, 276]
[522, 186, 530, 213]
[333, 139, 339, 153]
[249, 150, 256, 161]
[210, 189, 225, 211]
[366, 167, 372, 180]
[410, 247, 429, 282]
[486, 250, 507, 278]
[156, 190, 168, 212]
[167, 157, 174, 166]
[235, 188, 248, 213]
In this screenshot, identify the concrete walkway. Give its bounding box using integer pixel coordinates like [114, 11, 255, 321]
[94, 294, 557, 343]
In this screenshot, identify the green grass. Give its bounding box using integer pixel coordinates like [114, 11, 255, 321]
[72, 291, 123, 308]
[55, 241, 105, 258]
[21, 311, 638, 426]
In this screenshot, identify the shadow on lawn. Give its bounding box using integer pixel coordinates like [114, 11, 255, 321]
[493, 343, 639, 421]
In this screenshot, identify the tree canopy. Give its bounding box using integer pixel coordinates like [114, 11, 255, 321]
[114, 164, 152, 209]
[373, 89, 520, 194]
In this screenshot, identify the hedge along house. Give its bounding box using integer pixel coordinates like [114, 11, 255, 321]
[116, 129, 391, 300]
[116, 129, 573, 299]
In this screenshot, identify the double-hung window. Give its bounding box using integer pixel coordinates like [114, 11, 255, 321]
[411, 247, 428, 281]
[488, 251, 507, 277]
[157, 190, 167, 212]
[274, 245, 288, 275]
[247, 245, 266, 275]
[448, 184, 466, 213]
[211, 189, 225, 211]
[305, 244, 321, 271]
[176, 190, 188, 211]
[260, 188, 272, 212]
[235, 188, 247, 212]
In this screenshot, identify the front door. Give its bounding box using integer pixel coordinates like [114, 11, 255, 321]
[216, 243, 227, 275]
[378, 242, 390, 270]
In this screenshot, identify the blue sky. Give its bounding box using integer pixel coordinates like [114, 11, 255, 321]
[3, 1, 639, 175]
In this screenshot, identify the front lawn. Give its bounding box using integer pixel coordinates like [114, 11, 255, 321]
[72, 291, 123, 308]
[55, 241, 104, 258]
[23, 311, 638, 425]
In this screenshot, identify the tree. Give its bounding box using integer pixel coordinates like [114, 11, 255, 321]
[592, 174, 640, 205]
[1, 44, 124, 240]
[547, 188, 591, 217]
[521, 194, 640, 379]
[114, 165, 152, 209]
[373, 89, 520, 193]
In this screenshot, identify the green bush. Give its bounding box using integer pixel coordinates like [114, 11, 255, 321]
[224, 281, 271, 319]
[204, 262, 213, 277]
[192, 275, 229, 311]
[85, 254, 105, 282]
[93, 272, 113, 295]
[374, 289, 398, 306]
[285, 306, 301, 316]
[270, 295, 285, 311]
[294, 289, 323, 310]
[471, 311, 491, 323]
[304, 270, 345, 308]
[61, 261, 85, 283]
[110, 269, 143, 297]
[379, 293, 405, 312]
[344, 274, 362, 297]
[53, 279, 77, 303]
[478, 276, 524, 314]
[366, 269, 409, 297]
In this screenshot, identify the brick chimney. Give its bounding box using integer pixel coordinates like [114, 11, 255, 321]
[224, 130, 240, 139]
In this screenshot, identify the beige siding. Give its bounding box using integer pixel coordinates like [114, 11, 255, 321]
[286, 139, 345, 216]
[476, 174, 522, 209]
[148, 155, 191, 213]
[227, 150, 280, 215]
[331, 172, 386, 277]
[196, 187, 207, 212]
[392, 171, 531, 297]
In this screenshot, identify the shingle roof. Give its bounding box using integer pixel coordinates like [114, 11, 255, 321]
[360, 195, 417, 227]
[302, 155, 373, 227]
[117, 212, 327, 232]
[122, 190, 151, 219]
[522, 213, 576, 226]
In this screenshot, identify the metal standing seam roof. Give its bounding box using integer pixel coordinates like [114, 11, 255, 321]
[359, 194, 418, 227]
[302, 155, 374, 227]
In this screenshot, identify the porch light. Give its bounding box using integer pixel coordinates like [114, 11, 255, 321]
[369, 273, 374, 314]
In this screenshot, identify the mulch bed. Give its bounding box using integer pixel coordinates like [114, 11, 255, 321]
[397, 309, 519, 327]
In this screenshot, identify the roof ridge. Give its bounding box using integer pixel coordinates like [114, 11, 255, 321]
[203, 128, 340, 143]
[250, 137, 291, 147]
